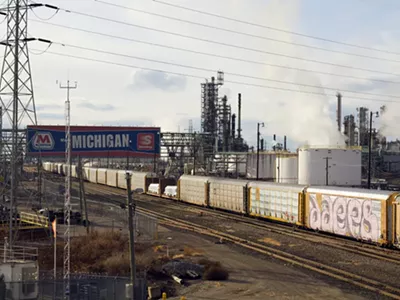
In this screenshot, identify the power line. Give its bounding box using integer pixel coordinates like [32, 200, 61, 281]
[30, 48, 400, 104]
[31, 19, 400, 85]
[49, 6, 400, 77]
[52, 41, 400, 100]
[95, 0, 400, 64]
[153, 0, 400, 57]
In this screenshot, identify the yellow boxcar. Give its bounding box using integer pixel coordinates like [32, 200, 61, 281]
[304, 186, 397, 245]
[248, 182, 306, 225]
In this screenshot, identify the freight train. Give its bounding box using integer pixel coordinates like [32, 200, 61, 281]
[42, 162, 400, 248]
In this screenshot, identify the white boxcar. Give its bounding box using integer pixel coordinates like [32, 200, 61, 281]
[209, 178, 248, 214]
[97, 168, 107, 185]
[305, 186, 392, 244]
[71, 165, 77, 178]
[178, 175, 210, 206]
[89, 168, 98, 184]
[275, 155, 298, 184]
[248, 182, 305, 225]
[117, 170, 129, 189]
[57, 163, 63, 175]
[131, 172, 150, 192]
[106, 169, 118, 187]
[82, 167, 90, 181]
[298, 147, 361, 186]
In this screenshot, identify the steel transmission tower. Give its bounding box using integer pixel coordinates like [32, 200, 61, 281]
[0, 0, 37, 250]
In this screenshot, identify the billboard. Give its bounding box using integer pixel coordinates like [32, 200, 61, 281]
[26, 126, 161, 158]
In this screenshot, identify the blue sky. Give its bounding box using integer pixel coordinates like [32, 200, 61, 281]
[5, 0, 400, 151]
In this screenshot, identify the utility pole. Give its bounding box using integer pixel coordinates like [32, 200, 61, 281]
[368, 111, 379, 189]
[323, 157, 332, 186]
[59, 79, 77, 300]
[256, 122, 264, 180]
[125, 172, 136, 299]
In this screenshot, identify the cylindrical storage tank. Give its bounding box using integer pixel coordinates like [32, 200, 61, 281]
[88, 168, 97, 183]
[97, 168, 107, 185]
[209, 178, 248, 214]
[246, 153, 276, 180]
[248, 181, 305, 225]
[298, 147, 362, 186]
[178, 175, 210, 206]
[227, 154, 247, 176]
[276, 155, 298, 184]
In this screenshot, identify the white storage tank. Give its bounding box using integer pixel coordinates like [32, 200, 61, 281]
[276, 155, 298, 184]
[298, 147, 361, 186]
[246, 153, 276, 180]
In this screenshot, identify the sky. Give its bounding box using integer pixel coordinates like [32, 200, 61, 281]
[3, 0, 400, 151]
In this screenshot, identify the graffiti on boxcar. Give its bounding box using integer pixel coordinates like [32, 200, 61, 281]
[309, 194, 380, 242]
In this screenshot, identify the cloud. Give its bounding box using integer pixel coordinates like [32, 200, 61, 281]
[77, 102, 116, 111]
[130, 70, 187, 92]
[22, 0, 400, 148]
[37, 113, 64, 120]
[36, 104, 63, 111]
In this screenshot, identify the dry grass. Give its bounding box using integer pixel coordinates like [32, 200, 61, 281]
[198, 259, 229, 281]
[38, 230, 154, 276]
[258, 237, 281, 247]
[183, 246, 203, 257]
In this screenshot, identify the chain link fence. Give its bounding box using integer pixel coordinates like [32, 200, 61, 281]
[1, 273, 148, 300]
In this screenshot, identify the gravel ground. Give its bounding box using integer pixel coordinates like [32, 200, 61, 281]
[75, 182, 398, 299]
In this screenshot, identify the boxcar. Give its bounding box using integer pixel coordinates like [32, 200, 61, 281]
[97, 168, 107, 185]
[82, 167, 90, 181]
[178, 175, 210, 207]
[106, 169, 118, 187]
[304, 186, 399, 245]
[208, 178, 248, 214]
[248, 182, 306, 225]
[88, 168, 98, 184]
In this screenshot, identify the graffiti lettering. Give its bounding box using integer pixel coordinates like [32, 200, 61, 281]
[308, 194, 380, 242]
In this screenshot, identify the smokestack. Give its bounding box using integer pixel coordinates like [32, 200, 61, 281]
[231, 114, 236, 139]
[273, 134, 276, 151]
[337, 93, 342, 133]
[273, 134, 276, 141]
[237, 93, 242, 139]
[260, 139, 264, 151]
[284, 136, 287, 151]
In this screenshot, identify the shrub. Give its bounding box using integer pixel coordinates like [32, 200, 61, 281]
[199, 260, 229, 281]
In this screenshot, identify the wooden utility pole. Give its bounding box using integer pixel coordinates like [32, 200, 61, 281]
[323, 157, 332, 186]
[126, 172, 136, 299]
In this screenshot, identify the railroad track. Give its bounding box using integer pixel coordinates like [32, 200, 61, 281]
[64, 181, 400, 298]
[137, 206, 400, 299]
[81, 182, 400, 265]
